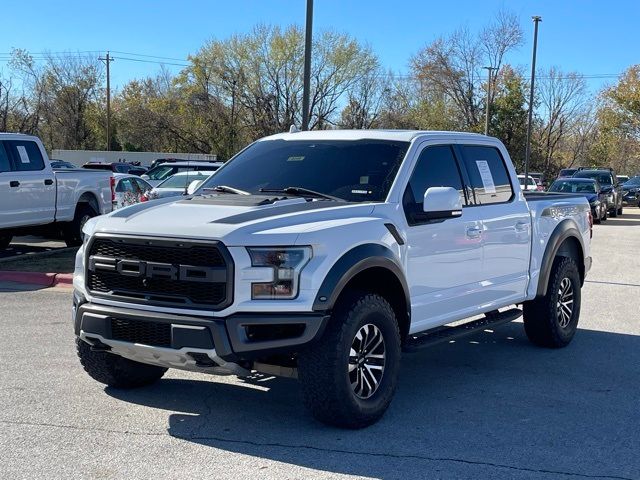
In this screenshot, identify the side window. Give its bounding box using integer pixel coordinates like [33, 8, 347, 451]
[403, 145, 466, 225]
[0, 142, 11, 172]
[460, 145, 513, 205]
[5, 140, 45, 172]
[116, 178, 135, 193]
[133, 178, 149, 192]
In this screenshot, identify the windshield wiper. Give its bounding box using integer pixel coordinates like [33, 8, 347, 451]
[202, 185, 251, 195]
[259, 186, 342, 201]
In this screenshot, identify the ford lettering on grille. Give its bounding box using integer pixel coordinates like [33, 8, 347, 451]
[88, 256, 224, 283]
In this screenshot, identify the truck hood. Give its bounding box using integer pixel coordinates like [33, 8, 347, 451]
[89, 194, 379, 246]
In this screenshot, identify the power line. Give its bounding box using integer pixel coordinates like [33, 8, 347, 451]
[110, 51, 189, 62]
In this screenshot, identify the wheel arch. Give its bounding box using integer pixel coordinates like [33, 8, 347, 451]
[76, 191, 100, 215]
[536, 219, 585, 297]
[313, 244, 411, 341]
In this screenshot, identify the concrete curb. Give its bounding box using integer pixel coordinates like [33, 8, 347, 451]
[0, 271, 73, 288]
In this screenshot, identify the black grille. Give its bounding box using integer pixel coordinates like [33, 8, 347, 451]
[111, 318, 171, 347]
[87, 237, 232, 310]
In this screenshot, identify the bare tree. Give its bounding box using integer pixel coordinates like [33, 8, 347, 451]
[535, 67, 588, 171]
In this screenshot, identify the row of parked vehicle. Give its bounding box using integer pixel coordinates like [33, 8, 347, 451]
[517, 167, 640, 224]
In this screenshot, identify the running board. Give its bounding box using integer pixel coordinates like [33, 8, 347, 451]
[403, 308, 523, 353]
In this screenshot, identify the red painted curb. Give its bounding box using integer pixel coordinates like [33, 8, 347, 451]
[0, 271, 73, 288]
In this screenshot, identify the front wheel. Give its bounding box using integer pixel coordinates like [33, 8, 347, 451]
[617, 203, 623, 216]
[523, 256, 581, 348]
[298, 292, 401, 429]
[76, 337, 167, 388]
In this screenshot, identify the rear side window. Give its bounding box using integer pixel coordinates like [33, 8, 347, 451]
[5, 140, 44, 172]
[0, 142, 11, 172]
[5, 140, 45, 171]
[403, 145, 466, 224]
[460, 145, 513, 204]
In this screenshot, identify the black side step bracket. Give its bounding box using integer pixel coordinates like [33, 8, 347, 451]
[403, 308, 522, 353]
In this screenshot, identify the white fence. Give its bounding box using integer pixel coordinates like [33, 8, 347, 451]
[51, 149, 218, 167]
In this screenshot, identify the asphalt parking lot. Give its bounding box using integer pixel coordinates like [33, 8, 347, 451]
[0, 236, 67, 260]
[1, 209, 639, 480]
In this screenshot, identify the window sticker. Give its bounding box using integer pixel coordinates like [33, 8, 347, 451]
[17, 145, 30, 164]
[287, 156, 305, 162]
[475, 160, 496, 194]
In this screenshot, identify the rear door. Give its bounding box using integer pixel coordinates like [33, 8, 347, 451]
[457, 143, 531, 307]
[402, 143, 486, 332]
[2, 139, 56, 227]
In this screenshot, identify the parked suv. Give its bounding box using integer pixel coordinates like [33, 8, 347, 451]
[573, 168, 623, 217]
[74, 131, 592, 428]
[622, 176, 640, 206]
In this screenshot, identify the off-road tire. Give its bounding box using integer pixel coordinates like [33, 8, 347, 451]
[523, 256, 581, 348]
[617, 204, 623, 216]
[64, 204, 97, 247]
[610, 203, 618, 217]
[76, 337, 167, 388]
[601, 207, 607, 221]
[0, 234, 12, 249]
[298, 292, 401, 429]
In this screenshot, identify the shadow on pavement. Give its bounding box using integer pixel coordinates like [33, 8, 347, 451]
[0, 281, 50, 292]
[106, 323, 640, 479]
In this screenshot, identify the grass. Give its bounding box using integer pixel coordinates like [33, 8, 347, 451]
[0, 248, 78, 273]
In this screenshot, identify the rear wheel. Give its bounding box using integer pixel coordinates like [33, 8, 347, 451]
[523, 256, 581, 348]
[64, 204, 96, 247]
[298, 292, 401, 429]
[617, 203, 623, 216]
[0, 234, 12, 249]
[76, 337, 166, 388]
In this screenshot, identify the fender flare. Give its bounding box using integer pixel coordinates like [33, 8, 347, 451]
[536, 219, 585, 297]
[312, 243, 410, 313]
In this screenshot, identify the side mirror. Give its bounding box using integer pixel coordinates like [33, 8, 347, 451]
[423, 187, 463, 220]
[186, 180, 202, 195]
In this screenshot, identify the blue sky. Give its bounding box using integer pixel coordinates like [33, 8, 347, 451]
[2, 0, 638, 91]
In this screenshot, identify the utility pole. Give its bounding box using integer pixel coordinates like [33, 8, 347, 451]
[524, 16, 541, 184]
[483, 66, 497, 136]
[98, 52, 114, 151]
[301, 0, 313, 130]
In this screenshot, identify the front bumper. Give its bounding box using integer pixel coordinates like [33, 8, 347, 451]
[74, 295, 329, 374]
[622, 191, 639, 205]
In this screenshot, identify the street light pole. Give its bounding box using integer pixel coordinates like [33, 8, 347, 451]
[524, 16, 542, 184]
[483, 66, 497, 136]
[301, 0, 313, 130]
[98, 52, 114, 151]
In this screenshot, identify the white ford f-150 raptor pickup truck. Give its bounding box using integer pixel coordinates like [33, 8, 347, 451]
[0, 133, 114, 248]
[73, 130, 592, 428]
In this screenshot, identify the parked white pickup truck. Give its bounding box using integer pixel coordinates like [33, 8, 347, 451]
[0, 133, 114, 248]
[73, 130, 592, 428]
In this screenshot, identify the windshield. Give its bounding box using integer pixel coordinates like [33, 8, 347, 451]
[573, 171, 612, 185]
[624, 176, 640, 186]
[157, 172, 214, 189]
[518, 176, 536, 186]
[200, 139, 410, 202]
[145, 165, 176, 180]
[549, 180, 596, 194]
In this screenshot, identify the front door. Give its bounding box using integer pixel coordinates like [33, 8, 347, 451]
[403, 143, 485, 333]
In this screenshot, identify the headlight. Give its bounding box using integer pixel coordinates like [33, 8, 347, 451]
[247, 247, 312, 299]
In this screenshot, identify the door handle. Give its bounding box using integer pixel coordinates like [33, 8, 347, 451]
[44, 179, 54, 186]
[466, 226, 482, 238]
[9, 180, 20, 188]
[515, 221, 529, 232]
